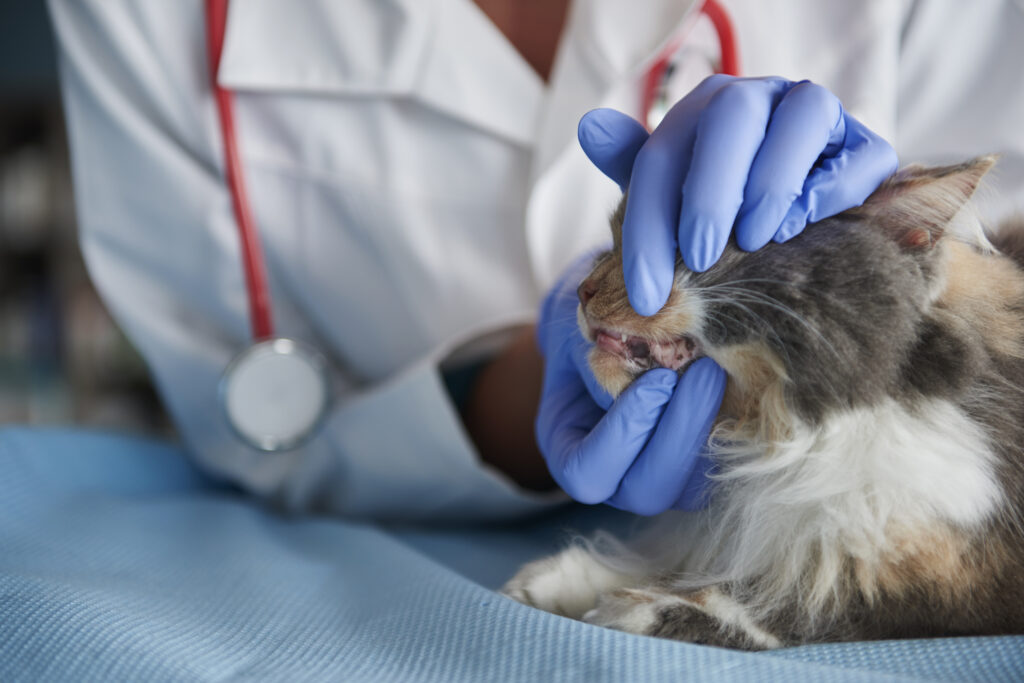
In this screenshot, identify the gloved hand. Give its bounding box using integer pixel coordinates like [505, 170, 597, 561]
[535, 251, 726, 515]
[578, 74, 899, 315]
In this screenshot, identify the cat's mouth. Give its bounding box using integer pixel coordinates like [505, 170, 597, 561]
[586, 323, 701, 372]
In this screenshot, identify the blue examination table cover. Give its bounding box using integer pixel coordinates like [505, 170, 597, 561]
[0, 428, 1021, 682]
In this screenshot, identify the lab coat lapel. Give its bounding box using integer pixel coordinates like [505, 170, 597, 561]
[218, 0, 542, 147]
[411, 0, 544, 147]
[218, 0, 434, 95]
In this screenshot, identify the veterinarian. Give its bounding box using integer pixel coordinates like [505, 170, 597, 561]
[48, 0, 1024, 519]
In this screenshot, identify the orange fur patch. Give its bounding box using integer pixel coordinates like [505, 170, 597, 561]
[939, 242, 1024, 359]
[872, 524, 979, 603]
[609, 588, 656, 604]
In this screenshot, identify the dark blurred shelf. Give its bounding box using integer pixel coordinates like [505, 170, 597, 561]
[0, 106, 172, 433]
[0, 3, 60, 102]
[0, 4, 172, 435]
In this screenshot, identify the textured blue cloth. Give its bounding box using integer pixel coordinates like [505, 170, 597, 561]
[0, 428, 1021, 682]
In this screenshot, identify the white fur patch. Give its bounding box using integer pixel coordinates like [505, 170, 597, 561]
[725, 397, 1000, 527]
[685, 397, 1002, 614]
[501, 545, 634, 620]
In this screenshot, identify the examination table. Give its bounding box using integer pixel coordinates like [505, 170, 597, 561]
[0, 428, 1021, 682]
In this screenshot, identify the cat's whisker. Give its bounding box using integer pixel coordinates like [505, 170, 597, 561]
[701, 293, 850, 406]
[702, 296, 801, 380]
[699, 293, 789, 345]
[702, 285, 845, 365]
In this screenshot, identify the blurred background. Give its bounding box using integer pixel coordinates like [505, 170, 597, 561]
[0, 4, 170, 433]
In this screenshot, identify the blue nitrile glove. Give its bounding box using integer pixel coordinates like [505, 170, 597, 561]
[578, 75, 899, 315]
[535, 252, 727, 515]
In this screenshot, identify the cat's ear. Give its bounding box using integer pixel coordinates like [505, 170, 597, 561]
[862, 155, 996, 250]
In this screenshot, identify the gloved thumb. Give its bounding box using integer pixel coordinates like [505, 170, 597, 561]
[578, 108, 649, 191]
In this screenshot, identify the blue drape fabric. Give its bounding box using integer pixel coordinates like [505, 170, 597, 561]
[1, 428, 1020, 682]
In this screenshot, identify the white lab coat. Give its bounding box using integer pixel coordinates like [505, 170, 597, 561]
[48, 0, 1024, 520]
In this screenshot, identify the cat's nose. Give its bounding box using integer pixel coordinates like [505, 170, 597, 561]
[577, 279, 598, 307]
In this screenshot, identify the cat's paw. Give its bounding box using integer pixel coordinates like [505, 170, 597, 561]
[584, 586, 784, 650]
[582, 588, 667, 634]
[500, 545, 634, 620]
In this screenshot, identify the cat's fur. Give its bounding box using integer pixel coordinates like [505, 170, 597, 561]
[503, 157, 1024, 648]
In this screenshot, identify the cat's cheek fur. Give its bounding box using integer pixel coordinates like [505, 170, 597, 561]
[707, 343, 792, 440]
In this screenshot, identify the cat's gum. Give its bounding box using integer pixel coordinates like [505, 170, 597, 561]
[650, 336, 699, 371]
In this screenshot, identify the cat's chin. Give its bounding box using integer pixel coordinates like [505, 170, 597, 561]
[588, 346, 702, 398]
[587, 347, 639, 397]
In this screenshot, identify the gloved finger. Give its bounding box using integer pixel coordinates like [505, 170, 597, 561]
[535, 289, 577, 358]
[733, 81, 842, 252]
[677, 78, 793, 273]
[578, 109, 650, 191]
[536, 246, 618, 409]
[605, 358, 726, 515]
[671, 451, 715, 510]
[773, 112, 898, 243]
[537, 279, 614, 410]
[540, 369, 678, 504]
[535, 366, 604, 486]
[621, 75, 734, 315]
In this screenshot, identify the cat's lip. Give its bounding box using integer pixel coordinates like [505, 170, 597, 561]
[587, 323, 700, 372]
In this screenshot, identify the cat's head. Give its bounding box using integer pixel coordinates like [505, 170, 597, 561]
[578, 157, 995, 431]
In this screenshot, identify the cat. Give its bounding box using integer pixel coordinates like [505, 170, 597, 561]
[502, 156, 1024, 649]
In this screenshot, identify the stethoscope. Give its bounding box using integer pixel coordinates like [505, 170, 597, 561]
[207, 0, 330, 452]
[205, 0, 739, 452]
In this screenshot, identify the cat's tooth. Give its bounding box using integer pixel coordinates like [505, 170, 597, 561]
[621, 333, 628, 343]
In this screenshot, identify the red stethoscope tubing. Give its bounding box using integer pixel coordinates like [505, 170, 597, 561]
[206, 0, 739, 342]
[642, 0, 741, 129]
[702, 0, 741, 77]
[206, 0, 274, 341]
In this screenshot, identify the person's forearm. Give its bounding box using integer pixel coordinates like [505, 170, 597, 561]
[461, 325, 554, 491]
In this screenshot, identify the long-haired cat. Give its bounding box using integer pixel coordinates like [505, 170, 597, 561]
[503, 157, 1024, 649]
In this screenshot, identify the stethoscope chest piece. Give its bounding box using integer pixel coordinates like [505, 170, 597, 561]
[220, 338, 330, 452]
